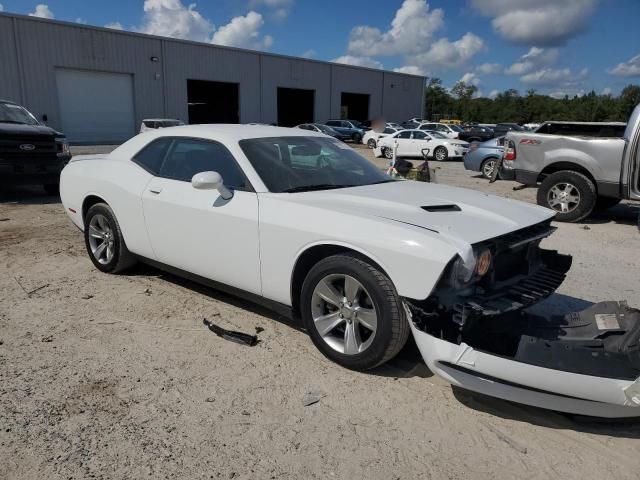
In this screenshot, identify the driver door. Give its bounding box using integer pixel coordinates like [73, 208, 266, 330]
[141, 137, 261, 295]
[410, 130, 431, 157]
[394, 131, 413, 156]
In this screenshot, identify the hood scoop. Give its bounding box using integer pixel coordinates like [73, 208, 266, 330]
[421, 205, 461, 212]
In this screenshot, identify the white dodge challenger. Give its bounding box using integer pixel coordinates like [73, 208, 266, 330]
[60, 125, 640, 417]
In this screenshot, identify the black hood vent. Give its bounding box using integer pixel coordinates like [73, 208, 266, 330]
[421, 205, 461, 212]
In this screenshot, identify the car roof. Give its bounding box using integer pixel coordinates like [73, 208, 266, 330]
[0, 99, 19, 105]
[144, 124, 326, 142]
[540, 121, 626, 126]
[143, 118, 182, 122]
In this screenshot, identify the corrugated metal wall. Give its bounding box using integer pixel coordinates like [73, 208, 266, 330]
[0, 13, 425, 142]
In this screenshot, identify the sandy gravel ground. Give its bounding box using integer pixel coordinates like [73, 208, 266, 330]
[1, 144, 639, 479]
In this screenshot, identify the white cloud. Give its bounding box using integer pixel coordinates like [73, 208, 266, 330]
[393, 65, 426, 76]
[0, 4, 4, 12]
[136, 1, 273, 50]
[139, 0, 215, 42]
[332, 55, 383, 69]
[459, 72, 481, 87]
[249, 0, 293, 21]
[505, 47, 559, 75]
[211, 11, 273, 50]
[29, 4, 55, 19]
[520, 67, 588, 86]
[608, 54, 640, 77]
[471, 0, 598, 46]
[302, 49, 316, 59]
[549, 89, 586, 99]
[105, 22, 124, 30]
[602, 87, 612, 95]
[408, 33, 485, 70]
[347, 0, 444, 57]
[489, 89, 500, 99]
[75, 18, 87, 24]
[476, 63, 502, 75]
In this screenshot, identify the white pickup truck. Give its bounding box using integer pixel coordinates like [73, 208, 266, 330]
[503, 104, 640, 222]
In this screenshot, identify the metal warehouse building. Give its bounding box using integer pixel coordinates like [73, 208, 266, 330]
[0, 13, 425, 144]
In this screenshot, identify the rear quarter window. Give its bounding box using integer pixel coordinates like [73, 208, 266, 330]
[132, 138, 173, 174]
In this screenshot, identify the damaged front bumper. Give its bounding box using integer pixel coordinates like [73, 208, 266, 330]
[406, 301, 640, 418]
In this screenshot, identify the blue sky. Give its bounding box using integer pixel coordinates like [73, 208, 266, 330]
[2, 0, 639, 98]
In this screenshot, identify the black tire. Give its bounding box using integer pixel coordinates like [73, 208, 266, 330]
[300, 253, 410, 371]
[593, 196, 622, 212]
[383, 147, 393, 160]
[434, 146, 448, 161]
[367, 138, 377, 149]
[84, 202, 136, 273]
[352, 133, 362, 144]
[480, 158, 500, 180]
[537, 171, 597, 222]
[43, 183, 59, 195]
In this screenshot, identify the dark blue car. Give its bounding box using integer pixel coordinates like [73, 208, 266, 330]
[463, 136, 513, 180]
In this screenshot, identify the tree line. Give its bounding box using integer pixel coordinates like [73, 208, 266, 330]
[424, 78, 640, 124]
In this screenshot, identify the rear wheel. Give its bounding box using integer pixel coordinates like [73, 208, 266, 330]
[84, 203, 136, 273]
[301, 254, 409, 371]
[367, 138, 377, 148]
[480, 158, 500, 180]
[537, 171, 596, 222]
[352, 132, 362, 143]
[43, 183, 59, 195]
[434, 146, 448, 161]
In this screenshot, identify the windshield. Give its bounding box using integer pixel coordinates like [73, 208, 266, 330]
[315, 124, 337, 134]
[429, 131, 448, 139]
[350, 120, 365, 128]
[449, 125, 464, 132]
[239, 136, 392, 193]
[0, 102, 40, 125]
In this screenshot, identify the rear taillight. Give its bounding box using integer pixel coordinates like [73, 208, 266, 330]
[503, 141, 516, 161]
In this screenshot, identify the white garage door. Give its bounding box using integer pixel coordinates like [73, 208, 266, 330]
[56, 69, 135, 144]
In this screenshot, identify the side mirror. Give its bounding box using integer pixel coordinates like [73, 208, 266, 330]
[191, 171, 233, 200]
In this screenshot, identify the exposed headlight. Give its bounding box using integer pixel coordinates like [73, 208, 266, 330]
[475, 249, 492, 277]
[449, 248, 492, 287]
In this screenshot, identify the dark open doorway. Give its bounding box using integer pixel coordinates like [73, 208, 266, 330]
[187, 79, 239, 124]
[340, 92, 369, 121]
[277, 87, 315, 127]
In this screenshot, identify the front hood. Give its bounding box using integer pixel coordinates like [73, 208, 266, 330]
[0, 123, 63, 138]
[281, 181, 555, 265]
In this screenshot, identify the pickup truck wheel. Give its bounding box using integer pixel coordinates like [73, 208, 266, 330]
[84, 203, 136, 273]
[434, 146, 448, 161]
[594, 196, 622, 212]
[301, 254, 409, 371]
[43, 183, 59, 195]
[367, 138, 377, 148]
[537, 171, 596, 222]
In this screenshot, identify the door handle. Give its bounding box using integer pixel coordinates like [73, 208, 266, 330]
[149, 188, 162, 194]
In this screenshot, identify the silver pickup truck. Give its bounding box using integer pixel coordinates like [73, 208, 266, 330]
[503, 104, 640, 222]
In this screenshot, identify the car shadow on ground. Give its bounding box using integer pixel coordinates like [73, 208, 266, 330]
[0, 186, 61, 205]
[584, 203, 640, 227]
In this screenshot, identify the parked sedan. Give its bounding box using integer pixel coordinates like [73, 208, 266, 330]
[378, 129, 470, 161]
[325, 119, 367, 143]
[458, 126, 495, 143]
[361, 127, 400, 148]
[59, 125, 640, 418]
[295, 123, 350, 141]
[418, 122, 464, 139]
[463, 136, 511, 179]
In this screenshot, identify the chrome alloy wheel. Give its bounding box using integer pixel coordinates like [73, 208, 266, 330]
[482, 159, 496, 178]
[87, 214, 115, 265]
[311, 274, 378, 355]
[435, 147, 447, 161]
[547, 182, 580, 213]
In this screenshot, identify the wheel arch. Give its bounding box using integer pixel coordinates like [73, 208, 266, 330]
[538, 162, 597, 189]
[82, 194, 109, 225]
[290, 243, 392, 319]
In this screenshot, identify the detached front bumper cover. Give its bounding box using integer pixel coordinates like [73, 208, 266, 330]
[407, 301, 640, 418]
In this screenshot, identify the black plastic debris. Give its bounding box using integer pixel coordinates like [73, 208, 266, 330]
[203, 318, 258, 347]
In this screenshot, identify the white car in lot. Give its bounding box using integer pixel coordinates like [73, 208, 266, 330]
[378, 129, 470, 161]
[60, 125, 640, 417]
[361, 127, 400, 148]
[417, 122, 464, 139]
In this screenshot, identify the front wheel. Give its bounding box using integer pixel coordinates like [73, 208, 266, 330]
[537, 171, 596, 222]
[300, 254, 409, 371]
[84, 203, 136, 273]
[434, 146, 448, 161]
[383, 147, 394, 160]
[367, 138, 377, 148]
[481, 158, 499, 180]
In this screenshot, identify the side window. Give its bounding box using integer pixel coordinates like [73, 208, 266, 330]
[342, 121, 351, 128]
[412, 131, 427, 140]
[132, 138, 173, 174]
[496, 137, 506, 147]
[397, 131, 412, 139]
[158, 139, 247, 189]
[383, 128, 395, 134]
[326, 121, 338, 127]
[436, 125, 448, 132]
